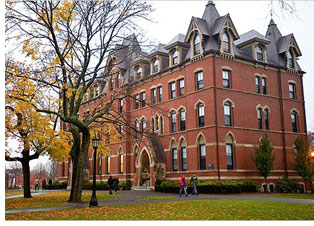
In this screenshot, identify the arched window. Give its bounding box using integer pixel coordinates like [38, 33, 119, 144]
[224, 102, 232, 126]
[194, 34, 200, 55]
[197, 104, 205, 128]
[222, 32, 230, 53]
[179, 138, 187, 171]
[172, 50, 178, 65]
[141, 119, 146, 133]
[152, 118, 155, 133]
[288, 49, 295, 69]
[170, 112, 176, 133]
[135, 120, 140, 139]
[225, 134, 234, 170]
[116, 73, 120, 88]
[160, 116, 164, 135]
[153, 59, 159, 73]
[119, 149, 123, 174]
[257, 107, 262, 129]
[179, 109, 186, 131]
[170, 140, 177, 171]
[198, 135, 206, 170]
[134, 146, 139, 172]
[291, 111, 298, 132]
[155, 115, 159, 130]
[256, 46, 263, 61]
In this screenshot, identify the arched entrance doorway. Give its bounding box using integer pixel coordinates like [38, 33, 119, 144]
[139, 150, 150, 187]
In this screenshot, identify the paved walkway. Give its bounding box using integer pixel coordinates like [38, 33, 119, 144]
[5, 190, 314, 214]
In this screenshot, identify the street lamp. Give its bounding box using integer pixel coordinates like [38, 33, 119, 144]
[89, 133, 100, 207]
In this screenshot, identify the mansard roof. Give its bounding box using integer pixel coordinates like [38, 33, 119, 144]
[165, 33, 189, 50]
[235, 29, 270, 48]
[147, 43, 168, 58]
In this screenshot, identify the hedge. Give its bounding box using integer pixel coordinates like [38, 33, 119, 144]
[82, 180, 132, 190]
[46, 181, 68, 190]
[155, 180, 259, 194]
[276, 177, 304, 193]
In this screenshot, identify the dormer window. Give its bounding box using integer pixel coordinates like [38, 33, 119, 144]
[222, 32, 230, 53]
[194, 34, 200, 55]
[153, 59, 159, 73]
[136, 67, 142, 79]
[288, 49, 295, 69]
[172, 50, 178, 65]
[256, 46, 263, 61]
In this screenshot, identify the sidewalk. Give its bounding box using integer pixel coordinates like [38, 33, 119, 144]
[5, 190, 314, 214]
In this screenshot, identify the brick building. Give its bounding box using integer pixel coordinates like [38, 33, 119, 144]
[58, 1, 308, 191]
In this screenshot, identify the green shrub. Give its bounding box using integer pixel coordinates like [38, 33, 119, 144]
[276, 177, 303, 193]
[239, 180, 259, 192]
[47, 181, 68, 189]
[119, 180, 132, 190]
[82, 181, 109, 190]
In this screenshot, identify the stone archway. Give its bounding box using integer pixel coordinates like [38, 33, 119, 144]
[138, 150, 151, 187]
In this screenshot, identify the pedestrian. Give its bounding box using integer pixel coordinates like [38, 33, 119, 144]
[179, 174, 188, 197]
[190, 173, 198, 195]
[42, 178, 46, 191]
[114, 177, 119, 192]
[48, 178, 52, 189]
[108, 175, 114, 194]
[35, 178, 39, 191]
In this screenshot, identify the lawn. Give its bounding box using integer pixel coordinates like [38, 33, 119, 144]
[264, 193, 314, 200]
[137, 195, 176, 201]
[5, 191, 119, 210]
[6, 199, 314, 220]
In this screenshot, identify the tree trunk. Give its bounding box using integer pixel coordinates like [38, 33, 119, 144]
[21, 160, 32, 198]
[265, 178, 268, 193]
[68, 127, 90, 203]
[304, 179, 308, 194]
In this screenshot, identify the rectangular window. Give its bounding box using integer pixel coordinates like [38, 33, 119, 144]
[291, 113, 297, 132]
[135, 121, 140, 139]
[198, 105, 205, 127]
[222, 70, 230, 88]
[226, 144, 234, 169]
[255, 76, 260, 94]
[172, 148, 177, 171]
[119, 98, 123, 113]
[196, 71, 203, 90]
[140, 92, 146, 107]
[110, 77, 114, 91]
[171, 113, 176, 133]
[116, 73, 120, 88]
[151, 88, 156, 104]
[134, 94, 139, 109]
[224, 104, 232, 126]
[118, 125, 123, 141]
[180, 110, 186, 131]
[178, 79, 185, 96]
[264, 109, 269, 130]
[119, 155, 123, 174]
[62, 162, 65, 177]
[169, 82, 176, 99]
[181, 147, 187, 171]
[158, 86, 162, 102]
[257, 108, 262, 129]
[262, 77, 267, 94]
[199, 144, 206, 170]
[289, 83, 296, 99]
[106, 156, 110, 174]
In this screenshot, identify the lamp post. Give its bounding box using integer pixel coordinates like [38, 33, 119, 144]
[89, 133, 100, 206]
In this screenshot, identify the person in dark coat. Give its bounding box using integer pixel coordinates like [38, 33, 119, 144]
[48, 178, 52, 189]
[190, 173, 198, 195]
[114, 177, 119, 192]
[42, 178, 46, 191]
[179, 174, 188, 197]
[108, 176, 114, 194]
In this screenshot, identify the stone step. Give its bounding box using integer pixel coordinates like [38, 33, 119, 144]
[132, 186, 154, 191]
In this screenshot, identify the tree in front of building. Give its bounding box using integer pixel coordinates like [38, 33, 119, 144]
[252, 134, 275, 192]
[292, 137, 314, 193]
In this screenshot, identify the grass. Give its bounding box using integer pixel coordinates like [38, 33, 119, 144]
[6, 199, 314, 220]
[264, 193, 314, 200]
[5, 191, 119, 210]
[137, 195, 176, 201]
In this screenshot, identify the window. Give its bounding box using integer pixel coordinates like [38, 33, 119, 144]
[196, 71, 203, 90]
[289, 83, 296, 99]
[95, 86, 99, 97]
[106, 156, 110, 174]
[135, 120, 140, 139]
[262, 77, 267, 95]
[179, 109, 186, 131]
[255, 76, 260, 93]
[224, 103, 232, 126]
[140, 92, 146, 108]
[118, 125, 123, 141]
[172, 148, 178, 171]
[119, 153, 123, 174]
[153, 59, 159, 73]
[152, 118, 155, 133]
[171, 112, 176, 133]
[264, 109, 269, 130]
[169, 82, 176, 99]
[90, 87, 94, 99]
[291, 111, 298, 133]
[141, 119, 146, 133]
[194, 34, 200, 55]
[157, 86, 162, 102]
[256, 46, 263, 61]
[222, 32, 230, 53]
[116, 73, 120, 88]
[288, 49, 294, 69]
[119, 98, 123, 113]
[151, 88, 156, 105]
[62, 162, 65, 177]
[199, 144, 206, 170]
[110, 77, 113, 91]
[226, 144, 234, 169]
[172, 50, 178, 65]
[97, 153, 102, 175]
[137, 67, 142, 79]
[160, 116, 164, 135]
[198, 105, 205, 128]
[181, 147, 187, 171]
[178, 79, 185, 96]
[222, 70, 230, 88]
[257, 107, 262, 129]
[134, 94, 139, 109]
[293, 146, 298, 155]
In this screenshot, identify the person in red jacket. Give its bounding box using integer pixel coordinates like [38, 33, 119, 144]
[179, 174, 188, 197]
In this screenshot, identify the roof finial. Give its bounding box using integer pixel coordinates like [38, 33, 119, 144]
[270, 0, 273, 19]
[207, 0, 214, 5]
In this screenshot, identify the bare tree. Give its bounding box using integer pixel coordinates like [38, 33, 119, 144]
[6, 161, 22, 189]
[32, 162, 48, 180]
[46, 160, 59, 182]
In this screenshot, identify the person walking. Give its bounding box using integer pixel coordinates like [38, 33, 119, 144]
[42, 178, 46, 191]
[108, 175, 114, 194]
[35, 178, 39, 191]
[114, 177, 119, 192]
[48, 178, 52, 189]
[190, 173, 198, 195]
[179, 174, 188, 197]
